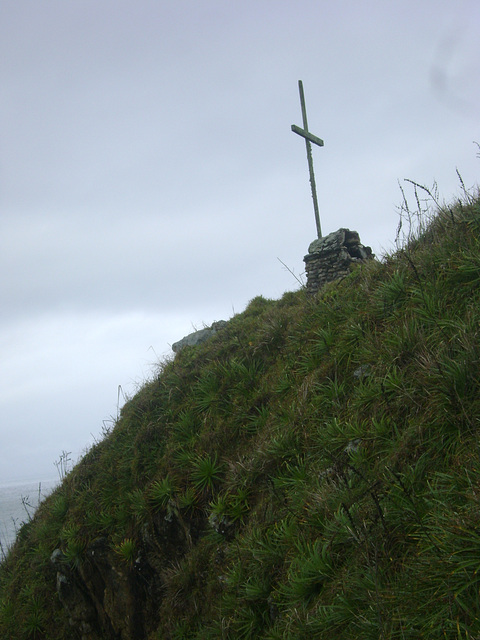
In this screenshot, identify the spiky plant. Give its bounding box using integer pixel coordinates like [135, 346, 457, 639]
[149, 475, 177, 511]
[114, 538, 137, 566]
[191, 454, 223, 493]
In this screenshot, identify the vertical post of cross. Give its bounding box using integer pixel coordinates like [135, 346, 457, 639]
[291, 80, 324, 239]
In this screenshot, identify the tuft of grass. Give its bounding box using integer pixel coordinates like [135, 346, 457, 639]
[63, 539, 85, 570]
[277, 539, 334, 607]
[49, 493, 69, 522]
[149, 475, 177, 511]
[191, 454, 224, 493]
[177, 486, 198, 512]
[114, 538, 137, 566]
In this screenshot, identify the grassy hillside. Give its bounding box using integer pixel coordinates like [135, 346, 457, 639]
[1, 189, 480, 639]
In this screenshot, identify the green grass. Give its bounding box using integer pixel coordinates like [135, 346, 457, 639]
[1, 188, 480, 639]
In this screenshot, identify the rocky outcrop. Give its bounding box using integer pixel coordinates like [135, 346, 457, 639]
[172, 320, 227, 354]
[303, 228, 374, 294]
[50, 507, 206, 639]
[51, 540, 152, 640]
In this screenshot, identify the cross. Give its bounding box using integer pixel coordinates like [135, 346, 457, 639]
[291, 80, 324, 238]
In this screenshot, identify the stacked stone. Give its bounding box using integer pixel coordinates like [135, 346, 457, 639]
[303, 228, 373, 294]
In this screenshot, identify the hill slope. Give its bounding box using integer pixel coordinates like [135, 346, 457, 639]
[1, 192, 480, 639]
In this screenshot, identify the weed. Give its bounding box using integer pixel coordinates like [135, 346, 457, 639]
[63, 539, 85, 570]
[149, 475, 177, 511]
[278, 540, 334, 606]
[171, 409, 198, 444]
[191, 454, 224, 493]
[114, 538, 137, 566]
[178, 486, 198, 512]
[193, 371, 221, 415]
[127, 488, 149, 524]
[244, 404, 270, 434]
[54, 450, 73, 482]
[22, 607, 45, 637]
[374, 268, 408, 317]
[227, 487, 250, 522]
[49, 493, 69, 522]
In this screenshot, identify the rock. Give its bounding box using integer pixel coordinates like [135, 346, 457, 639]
[172, 328, 215, 353]
[52, 536, 153, 640]
[208, 512, 230, 535]
[54, 565, 101, 639]
[353, 364, 371, 379]
[50, 548, 66, 565]
[172, 320, 227, 354]
[344, 439, 362, 454]
[307, 229, 371, 257]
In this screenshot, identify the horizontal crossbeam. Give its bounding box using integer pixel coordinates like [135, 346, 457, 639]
[291, 124, 324, 147]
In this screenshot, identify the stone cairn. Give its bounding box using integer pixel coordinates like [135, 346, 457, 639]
[303, 228, 374, 294]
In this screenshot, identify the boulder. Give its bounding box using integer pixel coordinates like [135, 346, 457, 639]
[172, 320, 227, 354]
[308, 228, 372, 259]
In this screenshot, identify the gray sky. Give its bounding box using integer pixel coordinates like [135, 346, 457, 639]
[1, 0, 478, 484]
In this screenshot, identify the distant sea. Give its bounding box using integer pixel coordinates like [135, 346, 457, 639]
[0, 478, 59, 557]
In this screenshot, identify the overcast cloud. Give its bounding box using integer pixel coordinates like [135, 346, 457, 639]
[1, 0, 478, 484]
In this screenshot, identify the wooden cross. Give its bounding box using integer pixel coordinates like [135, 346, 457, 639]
[291, 80, 324, 238]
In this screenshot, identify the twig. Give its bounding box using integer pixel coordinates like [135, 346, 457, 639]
[277, 257, 305, 288]
[54, 450, 72, 481]
[21, 495, 34, 522]
[404, 179, 440, 209]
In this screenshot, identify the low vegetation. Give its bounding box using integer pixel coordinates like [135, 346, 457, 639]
[1, 184, 480, 638]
